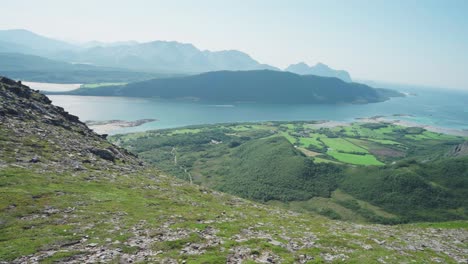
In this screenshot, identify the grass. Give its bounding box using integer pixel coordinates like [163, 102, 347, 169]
[169, 128, 203, 135]
[327, 150, 384, 165]
[1, 165, 466, 262]
[280, 131, 297, 144]
[366, 138, 402, 145]
[298, 135, 323, 148]
[320, 137, 368, 153]
[312, 157, 342, 164]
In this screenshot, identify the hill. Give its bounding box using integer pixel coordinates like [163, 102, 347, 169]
[1, 78, 467, 263]
[216, 137, 341, 202]
[0, 53, 173, 83]
[61, 70, 401, 104]
[111, 121, 468, 224]
[286, 62, 352, 82]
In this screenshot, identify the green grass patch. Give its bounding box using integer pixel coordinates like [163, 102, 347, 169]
[327, 150, 383, 165]
[321, 137, 368, 153]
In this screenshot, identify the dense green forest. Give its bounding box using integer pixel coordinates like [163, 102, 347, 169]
[216, 136, 342, 201]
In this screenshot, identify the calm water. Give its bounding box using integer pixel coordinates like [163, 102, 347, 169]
[48, 87, 468, 134]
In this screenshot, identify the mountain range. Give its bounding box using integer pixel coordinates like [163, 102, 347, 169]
[286, 62, 352, 82]
[0, 52, 176, 83]
[0, 29, 351, 80]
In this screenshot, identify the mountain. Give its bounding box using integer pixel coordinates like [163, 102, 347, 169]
[52, 41, 279, 73]
[0, 29, 76, 54]
[0, 52, 176, 83]
[286, 62, 352, 82]
[61, 70, 401, 104]
[0, 29, 279, 74]
[1, 77, 467, 263]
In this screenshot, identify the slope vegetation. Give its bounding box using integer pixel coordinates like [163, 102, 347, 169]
[112, 122, 468, 224]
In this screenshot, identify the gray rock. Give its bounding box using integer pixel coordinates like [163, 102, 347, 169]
[89, 148, 115, 162]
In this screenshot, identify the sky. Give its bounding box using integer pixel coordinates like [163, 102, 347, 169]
[1, 0, 468, 90]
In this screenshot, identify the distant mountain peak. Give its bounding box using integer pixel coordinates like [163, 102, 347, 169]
[285, 62, 352, 82]
[314, 62, 330, 68]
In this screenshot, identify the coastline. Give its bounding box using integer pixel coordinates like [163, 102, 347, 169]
[308, 116, 468, 137]
[355, 116, 468, 137]
[88, 116, 468, 137]
[86, 119, 157, 134]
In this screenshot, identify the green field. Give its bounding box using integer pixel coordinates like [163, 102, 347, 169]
[327, 150, 384, 165]
[298, 135, 323, 148]
[169, 128, 203, 135]
[320, 137, 368, 153]
[367, 138, 402, 145]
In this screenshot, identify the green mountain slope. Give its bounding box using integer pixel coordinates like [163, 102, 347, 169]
[217, 136, 341, 201]
[60, 70, 402, 104]
[1, 78, 468, 263]
[112, 122, 468, 223]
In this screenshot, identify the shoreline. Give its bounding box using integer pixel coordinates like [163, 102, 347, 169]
[85, 117, 467, 137]
[301, 116, 468, 137]
[354, 116, 468, 137]
[86, 119, 157, 134]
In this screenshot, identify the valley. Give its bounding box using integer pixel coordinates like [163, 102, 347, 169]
[110, 121, 468, 224]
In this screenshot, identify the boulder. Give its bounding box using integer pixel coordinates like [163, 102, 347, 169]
[89, 148, 115, 162]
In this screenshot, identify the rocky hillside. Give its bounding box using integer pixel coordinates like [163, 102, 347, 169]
[0, 78, 467, 263]
[0, 76, 141, 172]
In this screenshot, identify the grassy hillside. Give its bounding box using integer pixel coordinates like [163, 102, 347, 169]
[62, 70, 402, 104]
[111, 121, 468, 223]
[1, 78, 468, 262]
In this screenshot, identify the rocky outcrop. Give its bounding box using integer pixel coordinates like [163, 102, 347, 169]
[448, 141, 468, 157]
[0, 76, 139, 170]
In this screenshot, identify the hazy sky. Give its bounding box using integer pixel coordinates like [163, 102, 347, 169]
[1, 0, 468, 89]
